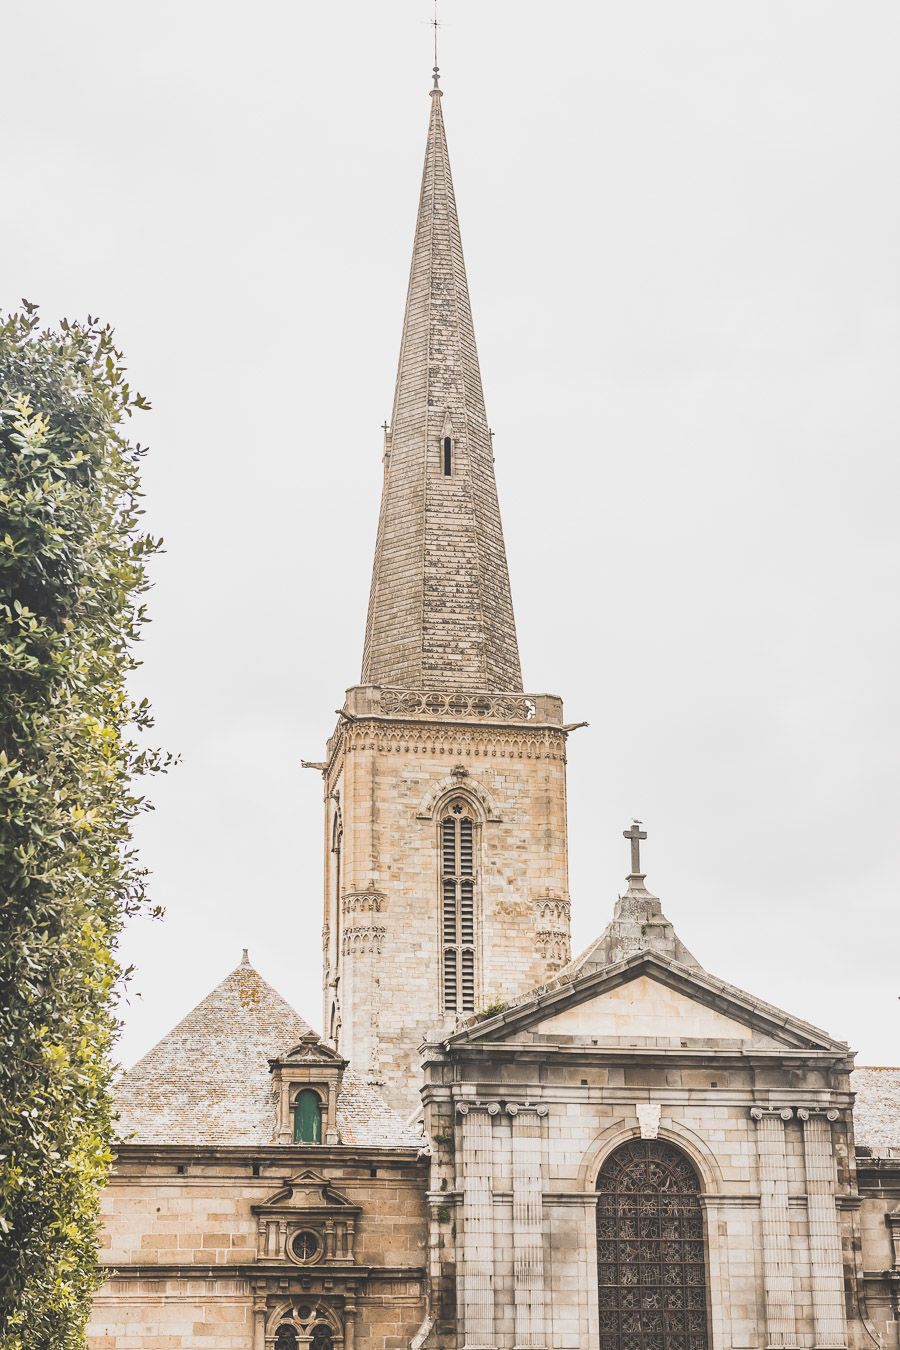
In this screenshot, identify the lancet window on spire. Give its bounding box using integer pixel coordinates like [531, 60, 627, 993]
[440, 800, 476, 1013]
[442, 435, 453, 476]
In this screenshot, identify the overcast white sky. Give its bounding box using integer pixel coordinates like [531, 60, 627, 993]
[3, 2, 898, 1069]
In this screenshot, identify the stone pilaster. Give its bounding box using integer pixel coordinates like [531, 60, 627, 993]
[507, 1103, 548, 1350]
[751, 1106, 799, 1348]
[252, 1295, 266, 1350]
[459, 1102, 498, 1349]
[799, 1109, 848, 1348]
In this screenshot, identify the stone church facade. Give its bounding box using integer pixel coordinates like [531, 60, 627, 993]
[90, 73, 900, 1350]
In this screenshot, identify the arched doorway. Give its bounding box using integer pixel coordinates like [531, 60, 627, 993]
[596, 1139, 708, 1350]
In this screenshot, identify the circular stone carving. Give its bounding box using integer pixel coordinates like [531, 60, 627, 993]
[288, 1229, 322, 1265]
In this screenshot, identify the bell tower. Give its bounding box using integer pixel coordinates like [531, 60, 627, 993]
[318, 75, 572, 1114]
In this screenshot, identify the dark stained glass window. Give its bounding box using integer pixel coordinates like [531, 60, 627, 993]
[596, 1139, 708, 1350]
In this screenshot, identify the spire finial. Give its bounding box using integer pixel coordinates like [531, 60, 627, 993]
[241, 947, 250, 966]
[431, 0, 442, 91]
[623, 819, 648, 880]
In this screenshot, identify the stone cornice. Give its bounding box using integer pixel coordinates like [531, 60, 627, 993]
[98, 1262, 425, 1282]
[111, 1143, 426, 1165]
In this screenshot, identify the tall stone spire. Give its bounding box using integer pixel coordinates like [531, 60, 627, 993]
[361, 83, 523, 693]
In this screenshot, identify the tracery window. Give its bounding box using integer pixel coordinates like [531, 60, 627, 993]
[596, 1139, 708, 1350]
[440, 800, 476, 1013]
[275, 1328, 298, 1350]
[311, 1328, 334, 1350]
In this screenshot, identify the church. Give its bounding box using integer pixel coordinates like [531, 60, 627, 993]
[89, 69, 900, 1350]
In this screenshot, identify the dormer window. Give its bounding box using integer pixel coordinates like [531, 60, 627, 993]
[269, 1031, 347, 1145]
[443, 435, 453, 476]
[293, 1089, 323, 1144]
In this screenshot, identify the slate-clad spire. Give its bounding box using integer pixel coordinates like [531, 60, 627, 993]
[361, 84, 523, 693]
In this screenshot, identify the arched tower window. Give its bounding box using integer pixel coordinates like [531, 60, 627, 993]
[275, 1328, 298, 1350]
[311, 1328, 334, 1350]
[293, 1089, 323, 1144]
[596, 1139, 708, 1350]
[440, 799, 476, 1013]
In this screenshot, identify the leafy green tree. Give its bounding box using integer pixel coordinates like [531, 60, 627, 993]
[0, 304, 166, 1346]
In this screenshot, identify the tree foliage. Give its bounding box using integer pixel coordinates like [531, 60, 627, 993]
[0, 305, 165, 1345]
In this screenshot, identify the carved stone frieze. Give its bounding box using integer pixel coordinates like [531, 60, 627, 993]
[341, 721, 566, 762]
[379, 687, 538, 722]
[342, 925, 386, 956]
[341, 890, 386, 915]
[535, 897, 571, 926]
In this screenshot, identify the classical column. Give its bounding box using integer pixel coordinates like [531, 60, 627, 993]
[751, 1106, 798, 1348]
[508, 1103, 548, 1350]
[459, 1102, 498, 1349]
[799, 1109, 848, 1348]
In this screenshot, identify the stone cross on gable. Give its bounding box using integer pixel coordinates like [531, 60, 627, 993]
[624, 819, 647, 877]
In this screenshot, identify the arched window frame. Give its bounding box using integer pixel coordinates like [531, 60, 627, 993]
[292, 1087, 325, 1144]
[595, 1137, 710, 1350]
[437, 794, 482, 1016]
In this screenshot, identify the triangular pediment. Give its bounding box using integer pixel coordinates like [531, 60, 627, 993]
[253, 1169, 358, 1215]
[451, 953, 847, 1056]
[270, 1031, 346, 1068]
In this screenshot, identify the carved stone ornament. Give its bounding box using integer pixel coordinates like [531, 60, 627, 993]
[505, 1101, 549, 1117]
[750, 1106, 794, 1121]
[796, 1107, 840, 1122]
[379, 687, 537, 723]
[636, 1103, 662, 1139]
[251, 1170, 361, 1266]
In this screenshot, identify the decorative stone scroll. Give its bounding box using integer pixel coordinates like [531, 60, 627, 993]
[506, 1102, 549, 1349]
[750, 1107, 798, 1348]
[797, 1109, 847, 1347]
[458, 1103, 501, 1348]
[380, 687, 537, 722]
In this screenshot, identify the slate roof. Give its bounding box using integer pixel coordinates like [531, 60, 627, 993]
[852, 1067, 900, 1155]
[114, 956, 423, 1149]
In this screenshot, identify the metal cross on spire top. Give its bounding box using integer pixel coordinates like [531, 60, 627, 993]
[624, 819, 648, 877]
[430, 0, 443, 88]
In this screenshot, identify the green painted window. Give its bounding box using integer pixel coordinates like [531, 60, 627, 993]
[293, 1089, 323, 1144]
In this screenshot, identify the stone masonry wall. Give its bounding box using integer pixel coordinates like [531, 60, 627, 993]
[88, 1150, 428, 1350]
[323, 710, 571, 1115]
[422, 1048, 868, 1350]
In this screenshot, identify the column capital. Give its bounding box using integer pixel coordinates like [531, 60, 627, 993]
[750, 1105, 794, 1121]
[797, 1107, 840, 1122]
[505, 1101, 548, 1117]
[457, 1100, 501, 1116]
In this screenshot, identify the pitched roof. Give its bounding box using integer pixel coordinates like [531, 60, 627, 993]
[852, 1067, 900, 1155]
[114, 956, 422, 1149]
[361, 83, 522, 694]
